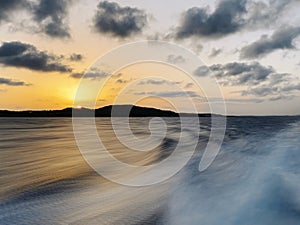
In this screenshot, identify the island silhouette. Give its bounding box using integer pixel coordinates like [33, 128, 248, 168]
[0, 105, 213, 117]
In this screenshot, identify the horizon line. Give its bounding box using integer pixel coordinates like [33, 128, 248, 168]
[0, 104, 299, 117]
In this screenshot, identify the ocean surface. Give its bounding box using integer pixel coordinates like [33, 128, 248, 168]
[1, 117, 300, 225]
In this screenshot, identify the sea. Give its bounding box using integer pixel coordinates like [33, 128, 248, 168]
[0, 116, 300, 225]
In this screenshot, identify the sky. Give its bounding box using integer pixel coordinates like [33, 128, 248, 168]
[0, 0, 300, 115]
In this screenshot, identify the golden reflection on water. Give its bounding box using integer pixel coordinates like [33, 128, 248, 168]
[0, 118, 91, 199]
[0, 118, 179, 199]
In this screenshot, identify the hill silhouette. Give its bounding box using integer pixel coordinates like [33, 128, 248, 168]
[0, 105, 211, 117]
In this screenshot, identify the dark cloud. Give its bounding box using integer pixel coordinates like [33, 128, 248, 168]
[70, 68, 108, 79]
[176, 0, 247, 39]
[0, 41, 71, 72]
[167, 55, 186, 64]
[209, 48, 223, 57]
[69, 53, 83, 62]
[175, 0, 298, 39]
[93, 1, 148, 37]
[241, 26, 300, 59]
[0, 77, 31, 86]
[195, 62, 275, 86]
[70, 73, 85, 79]
[0, 41, 30, 57]
[32, 0, 72, 38]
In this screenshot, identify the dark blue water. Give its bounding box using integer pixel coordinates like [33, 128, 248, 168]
[0, 117, 300, 224]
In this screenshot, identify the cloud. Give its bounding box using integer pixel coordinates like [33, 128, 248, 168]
[203, 97, 264, 104]
[281, 83, 300, 92]
[194, 44, 204, 53]
[225, 97, 264, 103]
[116, 79, 128, 84]
[69, 53, 83, 62]
[209, 48, 223, 57]
[195, 62, 275, 86]
[269, 95, 294, 102]
[93, 1, 148, 37]
[0, 0, 73, 38]
[31, 0, 72, 38]
[167, 55, 186, 64]
[134, 91, 201, 98]
[193, 66, 210, 77]
[185, 83, 194, 89]
[0, 0, 27, 22]
[194, 61, 300, 100]
[70, 68, 108, 79]
[138, 79, 181, 86]
[0, 77, 31, 86]
[241, 85, 279, 97]
[245, 0, 298, 29]
[0, 41, 30, 57]
[174, 0, 298, 40]
[241, 26, 300, 59]
[241, 80, 300, 100]
[0, 41, 72, 72]
[111, 73, 123, 78]
[175, 0, 247, 39]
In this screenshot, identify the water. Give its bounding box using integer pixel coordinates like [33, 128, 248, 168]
[0, 117, 300, 224]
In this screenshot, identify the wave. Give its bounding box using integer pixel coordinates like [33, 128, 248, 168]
[165, 121, 300, 225]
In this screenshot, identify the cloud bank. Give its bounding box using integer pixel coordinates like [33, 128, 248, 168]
[0, 41, 71, 72]
[194, 62, 300, 100]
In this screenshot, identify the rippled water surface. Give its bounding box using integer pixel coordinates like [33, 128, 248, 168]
[1, 117, 300, 224]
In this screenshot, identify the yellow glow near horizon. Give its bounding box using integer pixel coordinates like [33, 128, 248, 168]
[91, 62, 209, 112]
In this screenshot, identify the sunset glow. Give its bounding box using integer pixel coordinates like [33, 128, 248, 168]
[0, 0, 299, 115]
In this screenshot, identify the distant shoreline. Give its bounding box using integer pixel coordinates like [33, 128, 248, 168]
[0, 105, 210, 117]
[0, 105, 299, 117]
